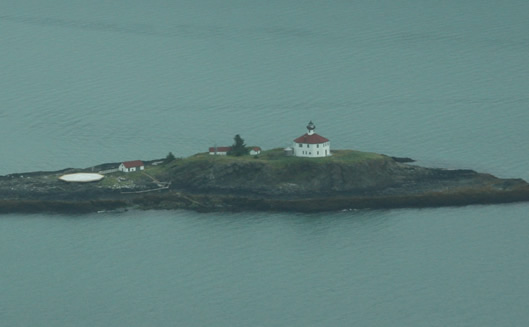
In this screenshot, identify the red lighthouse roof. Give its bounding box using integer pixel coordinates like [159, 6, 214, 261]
[293, 133, 329, 144]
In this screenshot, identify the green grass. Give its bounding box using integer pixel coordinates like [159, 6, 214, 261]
[324, 149, 385, 162]
[98, 170, 153, 188]
[173, 148, 384, 165]
[98, 174, 128, 188]
[244, 148, 384, 166]
[100, 148, 388, 182]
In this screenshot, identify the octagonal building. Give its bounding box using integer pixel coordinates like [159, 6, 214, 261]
[293, 121, 331, 158]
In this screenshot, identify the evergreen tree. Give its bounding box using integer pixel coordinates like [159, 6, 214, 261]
[164, 152, 176, 163]
[228, 134, 249, 156]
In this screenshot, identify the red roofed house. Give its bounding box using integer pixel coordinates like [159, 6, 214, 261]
[119, 160, 145, 173]
[249, 147, 261, 155]
[209, 146, 232, 155]
[293, 121, 331, 158]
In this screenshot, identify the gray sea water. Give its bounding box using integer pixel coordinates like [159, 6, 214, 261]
[1, 1, 529, 326]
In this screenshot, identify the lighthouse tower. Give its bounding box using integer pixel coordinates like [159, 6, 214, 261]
[293, 121, 331, 158]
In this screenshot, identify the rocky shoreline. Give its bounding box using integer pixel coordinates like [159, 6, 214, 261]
[1, 150, 528, 214]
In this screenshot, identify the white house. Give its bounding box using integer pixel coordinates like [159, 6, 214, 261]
[209, 146, 231, 155]
[119, 160, 145, 173]
[293, 121, 331, 158]
[249, 147, 261, 155]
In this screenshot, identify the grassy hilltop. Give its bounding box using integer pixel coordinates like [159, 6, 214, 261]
[71, 148, 392, 204]
[143, 148, 396, 197]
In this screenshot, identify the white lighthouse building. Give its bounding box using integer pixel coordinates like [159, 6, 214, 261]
[293, 121, 331, 158]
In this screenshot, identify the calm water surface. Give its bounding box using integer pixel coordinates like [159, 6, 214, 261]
[1, 0, 528, 325]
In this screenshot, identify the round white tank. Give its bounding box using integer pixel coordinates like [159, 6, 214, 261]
[59, 173, 105, 183]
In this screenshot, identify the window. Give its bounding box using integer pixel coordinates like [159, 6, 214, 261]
[298, 143, 302, 147]
[317, 151, 319, 155]
[306, 144, 309, 148]
[317, 144, 319, 148]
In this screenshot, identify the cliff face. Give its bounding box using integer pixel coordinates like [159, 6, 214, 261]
[160, 155, 528, 198]
[160, 156, 391, 196]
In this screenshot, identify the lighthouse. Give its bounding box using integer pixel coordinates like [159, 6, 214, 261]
[293, 121, 331, 157]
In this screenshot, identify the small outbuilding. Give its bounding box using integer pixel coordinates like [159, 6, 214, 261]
[284, 147, 294, 156]
[249, 147, 261, 155]
[119, 160, 145, 173]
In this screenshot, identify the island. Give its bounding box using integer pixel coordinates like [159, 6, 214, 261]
[1, 148, 529, 214]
